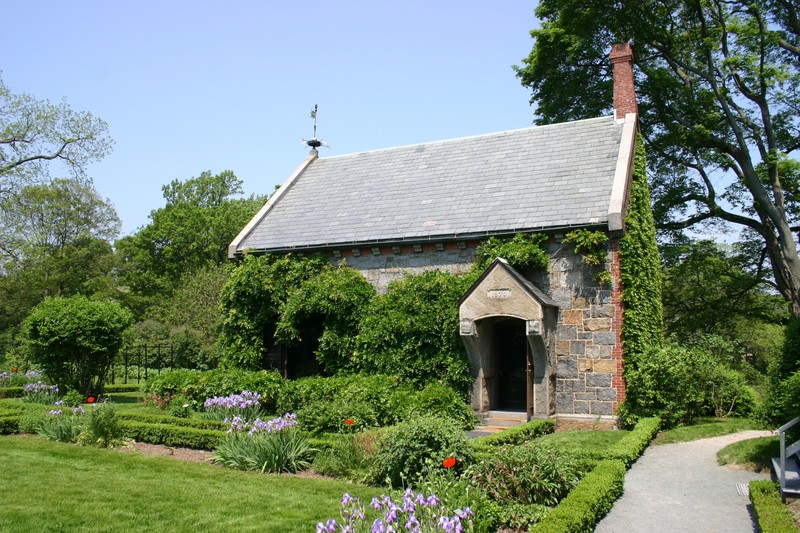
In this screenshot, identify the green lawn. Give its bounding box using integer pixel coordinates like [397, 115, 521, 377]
[0, 435, 380, 532]
[717, 436, 780, 472]
[654, 417, 763, 445]
[536, 429, 628, 459]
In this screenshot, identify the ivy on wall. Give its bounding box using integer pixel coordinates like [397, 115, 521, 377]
[218, 253, 328, 369]
[473, 233, 549, 273]
[353, 270, 474, 396]
[275, 264, 376, 375]
[619, 136, 664, 368]
[563, 229, 612, 285]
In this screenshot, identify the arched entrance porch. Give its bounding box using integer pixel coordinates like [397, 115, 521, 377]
[459, 258, 558, 419]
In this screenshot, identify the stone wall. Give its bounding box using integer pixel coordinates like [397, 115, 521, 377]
[537, 239, 623, 417]
[324, 242, 478, 293]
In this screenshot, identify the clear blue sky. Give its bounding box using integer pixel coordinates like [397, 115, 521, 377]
[2, 1, 540, 236]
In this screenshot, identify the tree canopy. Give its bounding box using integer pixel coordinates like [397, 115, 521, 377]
[0, 74, 112, 198]
[115, 170, 266, 302]
[516, 0, 800, 314]
[0, 179, 120, 345]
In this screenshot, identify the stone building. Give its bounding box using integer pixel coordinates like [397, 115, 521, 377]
[229, 43, 641, 424]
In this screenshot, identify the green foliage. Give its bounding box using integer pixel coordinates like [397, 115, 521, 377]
[749, 481, 798, 533]
[473, 233, 549, 273]
[276, 264, 376, 374]
[762, 370, 800, 427]
[619, 137, 663, 365]
[127, 265, 231, 370]
[80, 403, 124, 448]
[662, 241, 788, 347]
[414, 465, 501, 533]
[403, 382, 477, 430]
[118, 419, 225, 450]
[18, 410, 47, 434]
[0, 178, 121, 335]
[219, 253, 328, 369]
[470, 419, 556, 451]
[622, 344, 754, 428]
[277, 374, 475, 433]
[467, 444, 586, 507]
[563, 229, 610, 284]
[117, 411, 227, 431]
[36, 412, 85, 443]
[212, 429, 314, 473]
[0, 73, 112, 194]
[0, 415, 20, 434]
[312, 431, 381, 483]
[531, 460, 626, 533]
[143, 368, 285, 413]
[62, 389, 84, 408]
[115, 170, 266, 294]
[774, 316, 800, 382]
[516, 0, 800, 316]
[355, 271, 473, 396]
[371, 416, 474, 487]
[605, 417, 660, 467]
[0, 386, 24, 399]
[24, 296, 133, 397]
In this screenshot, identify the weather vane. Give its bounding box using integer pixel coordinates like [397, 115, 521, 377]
[303, 104, 328, 150]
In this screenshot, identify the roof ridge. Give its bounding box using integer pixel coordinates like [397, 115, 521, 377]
[318, 115, 617, 161]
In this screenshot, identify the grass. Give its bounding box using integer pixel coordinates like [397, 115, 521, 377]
[718, 436, 780, 472]
[654, 417, 763, 445]
[536, 429, 629, 459]
[0, 435, 380, 532]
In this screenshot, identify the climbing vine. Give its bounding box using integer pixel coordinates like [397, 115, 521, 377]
[473, 233, 549, 274]
[276, 264, 376, 374]
[563, 229, 611, 285]
[218, 253, 328, 369]
[618, 136, 664, 368]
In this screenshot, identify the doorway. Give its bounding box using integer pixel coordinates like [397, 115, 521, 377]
[494, 318, 529, 410]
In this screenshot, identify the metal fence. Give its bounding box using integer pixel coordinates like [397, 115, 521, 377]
[109, 344, 176, 385]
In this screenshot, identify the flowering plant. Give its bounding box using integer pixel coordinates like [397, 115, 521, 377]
[22, 381, 59, 404]
[202, 390, 264, 421]
[317, 490, 473, 533]
[224, 413, 297, 435]
[37, 400, 87, 443]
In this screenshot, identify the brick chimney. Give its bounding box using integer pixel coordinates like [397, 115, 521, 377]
[610, 42, 637, 120]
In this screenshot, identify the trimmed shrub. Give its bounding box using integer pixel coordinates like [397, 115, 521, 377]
[118, 420, 225, 450]
[0, 387, 24, 399]
[0, 415, 20, 434]
[749, 480, 798, 533]
[24, 296, 133, 397]
[371, 416, 474, 487]
[471, 419, 556, 451]
[117, 412, 227, 431]
[532, 460, 626, 532]
[605, 417, 661, 467]
[467, 444, 586, 507]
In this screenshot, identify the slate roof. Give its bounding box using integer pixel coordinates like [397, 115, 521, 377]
[231, 115, 629, 255]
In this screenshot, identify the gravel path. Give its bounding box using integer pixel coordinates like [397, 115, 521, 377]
[594, 430, 773, 533]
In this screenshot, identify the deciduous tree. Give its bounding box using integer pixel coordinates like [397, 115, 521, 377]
[0, 74, 112, 197]
[516, 0, 800, 314]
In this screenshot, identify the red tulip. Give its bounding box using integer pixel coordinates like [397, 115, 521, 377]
[345, 419, 354, 426]
[443, 456, 457, 469]
[87, 396, 95, 404]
